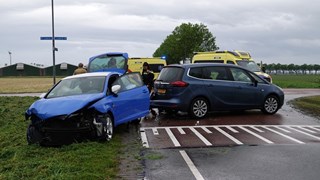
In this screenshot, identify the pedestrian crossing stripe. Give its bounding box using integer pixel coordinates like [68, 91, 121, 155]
[140, 125, 320, 148]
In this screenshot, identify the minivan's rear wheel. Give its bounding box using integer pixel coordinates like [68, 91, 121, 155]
[190, 98, 208, 118]
[102, 114, 114, 141]
[261, 95, 279, 114]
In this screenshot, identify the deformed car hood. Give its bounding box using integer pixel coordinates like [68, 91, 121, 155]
[26, 94, 104, 120]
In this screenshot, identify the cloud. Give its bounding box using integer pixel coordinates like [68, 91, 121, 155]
[1, 0, 320, 67]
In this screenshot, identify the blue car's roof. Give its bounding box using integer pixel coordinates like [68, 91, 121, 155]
[63, 71, 115, 80]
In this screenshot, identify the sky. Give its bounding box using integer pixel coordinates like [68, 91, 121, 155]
[1, 0, 320, 67]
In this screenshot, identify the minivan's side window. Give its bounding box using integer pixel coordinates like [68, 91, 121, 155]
[230, 68, 252, 83]
[189, 67, 202, 78]
[202, 66, 229, 80]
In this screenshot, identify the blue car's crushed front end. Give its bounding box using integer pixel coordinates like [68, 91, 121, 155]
[25, 94, 107, 146]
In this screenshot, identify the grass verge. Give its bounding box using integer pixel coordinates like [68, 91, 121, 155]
[0, 77, 61, 93]
[0, 96, 122, 179]
[289, 95, 320, 119]
[272, 74, 320, 88]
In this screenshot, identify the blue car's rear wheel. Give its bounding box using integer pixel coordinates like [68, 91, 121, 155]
[190, 97, 209, 118]
[262, 95, 279, 114]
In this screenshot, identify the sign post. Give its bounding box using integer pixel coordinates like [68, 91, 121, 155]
[40, 35, 67, 85]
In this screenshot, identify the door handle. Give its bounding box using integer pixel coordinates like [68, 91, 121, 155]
[142, 89, 148, 93]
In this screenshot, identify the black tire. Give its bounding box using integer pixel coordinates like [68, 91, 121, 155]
[26, 124, 43, 145]
[261, 95, 280, 114]
[101, 114, 114, 141]
[189, 97, 209, 118]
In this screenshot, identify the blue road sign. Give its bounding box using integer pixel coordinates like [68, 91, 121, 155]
[40, 37, 67, 40]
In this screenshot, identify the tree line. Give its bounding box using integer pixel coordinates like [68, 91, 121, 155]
[262, 63, 320, 74]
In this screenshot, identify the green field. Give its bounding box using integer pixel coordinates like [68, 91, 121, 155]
[0, 96, 122, 179]
[0, 75, 319, 93]
[271, 74, 320, 88]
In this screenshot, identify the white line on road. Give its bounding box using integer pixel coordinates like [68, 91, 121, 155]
[262, 127, 305, 144]
[296, 126, 317, 133]
[225, 126, 239, 133]
[239, 126, 274, 144]
[249, 126, 264, 133]
[190, 127, 212, 146]
[287, 126, 320, 141]
[180, 150, 205, 180]
[201, 126, 212, 134]
[165, 127, 181, 147]
[274, 126, 291, 133]
[177, 127, 186, 134]
[140, 130, 149, 148]
[152, 128, 159, 135]
[214, 127, 243, 145]
[308, 126, 320, 132]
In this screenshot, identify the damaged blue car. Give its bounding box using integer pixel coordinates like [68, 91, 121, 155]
[25, 72, 150, 146]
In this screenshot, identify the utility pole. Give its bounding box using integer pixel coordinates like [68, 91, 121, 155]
[51, 0, 56, 85]
[8, 51, 12, 65]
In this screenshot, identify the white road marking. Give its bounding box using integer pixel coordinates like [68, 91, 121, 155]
[180, 150, 205, 180]
[262, 127, 305, 144]
[249, 126, 264, 133]
[238, 126, 274, 144]
[201, 126, 212, 134]
[152, 128, 159, 135]
[287, 126, 320, 141]
[140, 130, 149, 148]
[225, 126, 239, 133]
[308, 126, 320, 132]
[296, 126, 317, 133]
[140, 125, 320, 148]
[165, 127, 181, 147]
[214, 127, 243, 145]
[274, 126, 291, 133]
[177, 127, 186, 134]
[190, 127, 212, 146]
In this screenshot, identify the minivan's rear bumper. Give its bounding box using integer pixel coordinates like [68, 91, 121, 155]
[150, 98, 188, 112]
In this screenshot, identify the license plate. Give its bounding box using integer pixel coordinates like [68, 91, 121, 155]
[157, 89, 166, 94]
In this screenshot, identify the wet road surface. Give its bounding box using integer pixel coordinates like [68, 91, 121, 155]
[141, 89, 320, 180]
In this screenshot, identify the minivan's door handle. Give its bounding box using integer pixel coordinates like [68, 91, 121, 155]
[142, 89, 148, 93]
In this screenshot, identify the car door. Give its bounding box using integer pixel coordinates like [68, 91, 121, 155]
[110, 73, 150, 125]
[228, 67, 262, 107]
[200, 66, 236, 110]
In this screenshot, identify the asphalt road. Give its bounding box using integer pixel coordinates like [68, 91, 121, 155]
[141, 89, 320, 180]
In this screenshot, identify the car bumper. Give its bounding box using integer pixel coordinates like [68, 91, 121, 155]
[150, 98, 189, 112]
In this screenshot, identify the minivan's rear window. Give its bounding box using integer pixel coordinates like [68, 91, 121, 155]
[157, 67, 184, 83]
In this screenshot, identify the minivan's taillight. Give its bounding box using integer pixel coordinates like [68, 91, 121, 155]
[170, 81, 189, 87]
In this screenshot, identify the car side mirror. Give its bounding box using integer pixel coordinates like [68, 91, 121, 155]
[111, 85, 121, 94]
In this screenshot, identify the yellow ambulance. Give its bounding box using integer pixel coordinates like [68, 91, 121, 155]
[128, 57, 167, 79]
[192, 50, 272, 83]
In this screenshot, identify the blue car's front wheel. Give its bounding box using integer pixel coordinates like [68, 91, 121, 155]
[102, 114, 114, 141]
